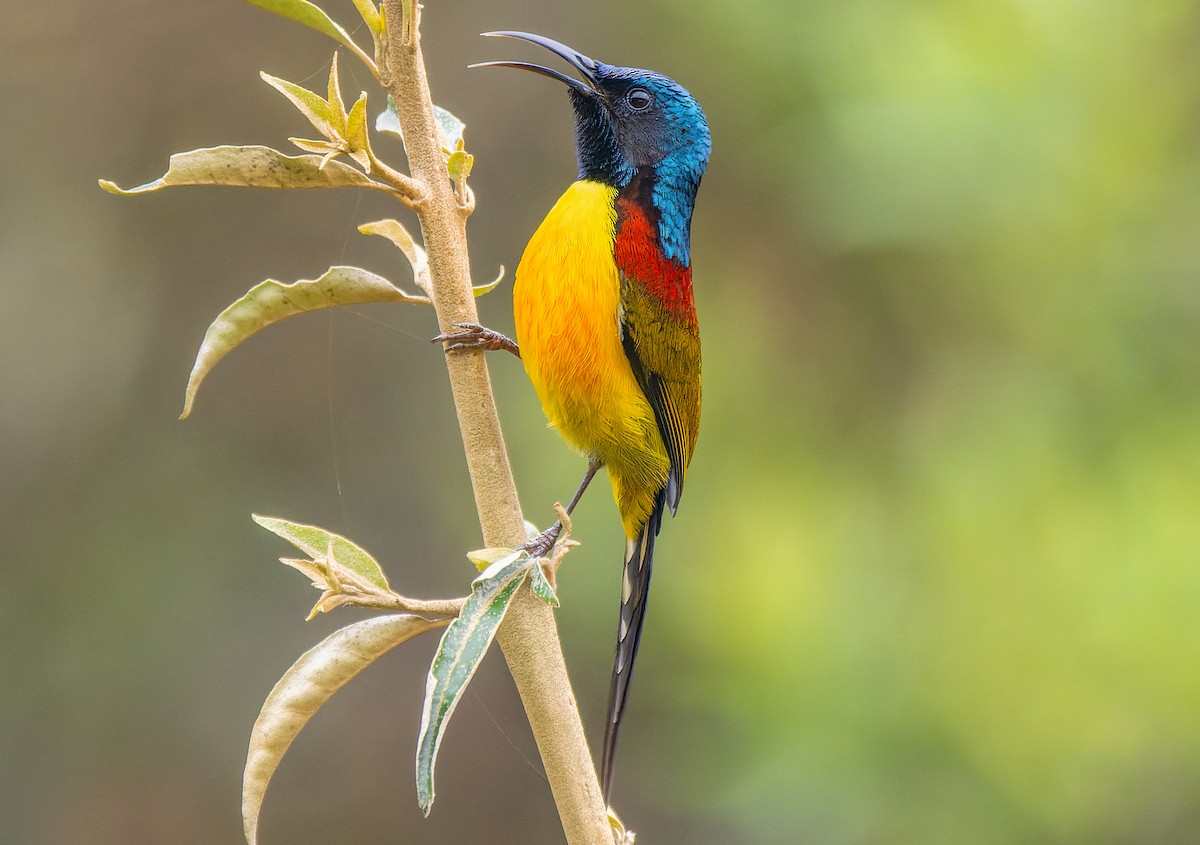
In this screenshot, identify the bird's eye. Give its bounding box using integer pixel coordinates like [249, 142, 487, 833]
[627, 88, 652, 110]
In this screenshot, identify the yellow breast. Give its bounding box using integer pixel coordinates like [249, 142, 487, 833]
[514, 180, 669, 534]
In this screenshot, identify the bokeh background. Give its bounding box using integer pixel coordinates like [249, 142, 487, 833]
[4, 1, 1199, 842]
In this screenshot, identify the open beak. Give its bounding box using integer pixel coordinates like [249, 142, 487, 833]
[470, 31, 600, 94]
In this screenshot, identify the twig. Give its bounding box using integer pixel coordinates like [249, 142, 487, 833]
[378, 3, 612, 843]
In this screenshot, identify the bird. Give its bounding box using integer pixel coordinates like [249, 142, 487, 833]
[436, 31, 710, 802]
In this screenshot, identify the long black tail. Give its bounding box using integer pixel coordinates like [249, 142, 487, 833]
[600, 487, 667, 802]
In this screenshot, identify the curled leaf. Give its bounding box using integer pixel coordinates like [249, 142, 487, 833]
[472, 266, 505, 298]
[357, 218, 431, 296]
[181, 266, 429, 419]
[99, 146, 396, 196]
[242, 613, 443, 845]
[416, 552, 530, 815]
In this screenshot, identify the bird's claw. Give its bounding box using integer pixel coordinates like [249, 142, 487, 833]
[431, 322, 520, 357]
[519, 521, 563, 559]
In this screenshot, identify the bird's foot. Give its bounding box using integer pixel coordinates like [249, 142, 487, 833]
[432, 322, 520, 357]
[520, 520, 563, 559]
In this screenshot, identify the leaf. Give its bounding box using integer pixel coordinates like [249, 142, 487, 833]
[181, 266, 430, 418]
[374, 96, 467, 152]
[287, 137, 342, 158]
[608, 808, 636, 845]
[242, 613, 443, 845]
[375, 94, 403, 139]
[99, 146, 396, 195]
[528, 560, 559, 607]
[261, 72, 339, 140]
[344, 94, 372, 171]
[466, 547, 516, 573]
[252, 514, 390, 592]
[357, 218, 431, 296]
[416, 552, 530, 815]
[471, 265, 506, 298]
[446, 149, 474, 186]
[352, 0, 380, 33]
[433, 106, 466, 150]
[243, 0, 376, 74]
[326, 52, 347, 132]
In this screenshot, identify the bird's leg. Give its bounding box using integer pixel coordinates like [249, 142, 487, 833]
[432, 322, 520, 358]
[522, 458, 602, 557]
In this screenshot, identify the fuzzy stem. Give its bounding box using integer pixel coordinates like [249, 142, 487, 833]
[379, 3, 612, 843]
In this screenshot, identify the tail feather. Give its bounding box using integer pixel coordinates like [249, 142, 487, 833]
[600, 487, 667, 802]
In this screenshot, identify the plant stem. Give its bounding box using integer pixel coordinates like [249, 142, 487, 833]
[378, 4, 612, 843]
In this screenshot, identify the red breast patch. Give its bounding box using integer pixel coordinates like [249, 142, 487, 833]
[615, 197, 695, 324]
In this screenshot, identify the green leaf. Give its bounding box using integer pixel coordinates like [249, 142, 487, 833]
[99, 146, 395, 195]
[326, 52, 347, 132]
[352, 0, 380, 33]
[357, 218, 431, 296]
[261, 72, 339, 140]
[252, 514, 390, 592]
[528, 560, 559, 607]
[243, 0, 376, 73]
[180, 266, 430, 419]
[472, 265, 505, 298]
[446, 149, 474, 186]
[344, 94, 372, 171]
[416, 552, 530, 815]
[242, 613, 443, 845]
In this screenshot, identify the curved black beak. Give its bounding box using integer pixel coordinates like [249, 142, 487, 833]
[470, 31, 600, 94]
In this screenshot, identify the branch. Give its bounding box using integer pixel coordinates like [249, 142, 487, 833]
[378, 2, 612, 843]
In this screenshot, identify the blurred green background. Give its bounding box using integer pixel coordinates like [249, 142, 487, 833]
[3, 1, 1199, 842]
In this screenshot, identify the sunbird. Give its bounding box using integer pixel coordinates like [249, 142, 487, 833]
[438, 31, 710, 800]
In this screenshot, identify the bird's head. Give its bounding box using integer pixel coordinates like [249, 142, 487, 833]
[474, 31, 711, 189]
